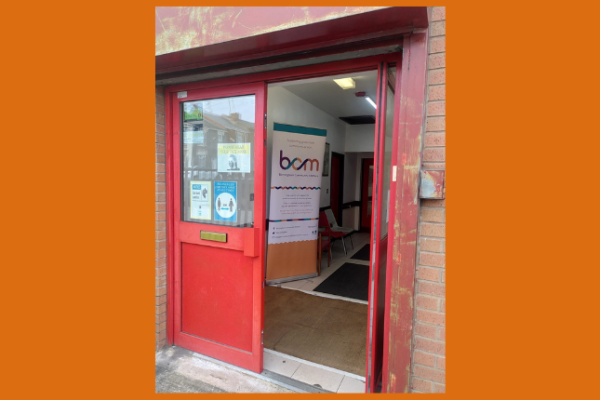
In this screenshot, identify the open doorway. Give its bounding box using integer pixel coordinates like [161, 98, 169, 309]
[360, 158, 374, 232]
[263, 70, 380, 392]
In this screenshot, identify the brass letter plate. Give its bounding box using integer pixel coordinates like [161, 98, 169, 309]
[200, 231, 227, 243]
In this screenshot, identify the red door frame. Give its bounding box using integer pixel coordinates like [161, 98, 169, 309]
[164, 34, 429, 392]
[366, 60, 400, 391]
[381, 32, 429, 393]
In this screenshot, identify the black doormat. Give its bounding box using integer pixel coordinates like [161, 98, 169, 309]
[350, 244, 370, 261]
[313, 263, 369, 301]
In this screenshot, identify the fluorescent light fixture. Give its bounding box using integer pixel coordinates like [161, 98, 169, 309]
[365, 96, 377, 109]
[333, 77, 356, 90]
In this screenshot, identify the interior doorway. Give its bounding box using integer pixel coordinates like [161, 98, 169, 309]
[330, 152, 344, 224]
[360, 158, 374, 232]
[262, 67, 385, 392]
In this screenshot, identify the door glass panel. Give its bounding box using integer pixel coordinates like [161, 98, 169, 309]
[380, 67, 395, 238]
[181, 95, 255, 227]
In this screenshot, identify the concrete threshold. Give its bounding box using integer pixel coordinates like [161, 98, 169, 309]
[155, 346, 331, 393]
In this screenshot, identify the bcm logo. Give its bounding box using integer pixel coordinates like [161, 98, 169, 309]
[279, 150, 320, 171]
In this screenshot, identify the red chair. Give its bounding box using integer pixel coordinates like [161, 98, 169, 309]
[323, 209, 353, 255]
[318, 211, 346, 268]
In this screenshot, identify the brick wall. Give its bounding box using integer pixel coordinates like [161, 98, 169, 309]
[410, 6, 446, 393]
[156, 86, 167, 350]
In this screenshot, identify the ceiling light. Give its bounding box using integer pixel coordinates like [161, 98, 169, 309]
[365, 96, 377, 109]
[333, 77, 356, 90]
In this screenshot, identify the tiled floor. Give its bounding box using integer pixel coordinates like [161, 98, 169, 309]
[264, 349, 366, 393]
[277, 232, 371, 304]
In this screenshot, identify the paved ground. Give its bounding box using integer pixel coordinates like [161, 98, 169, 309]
[155, 346, 296, 393]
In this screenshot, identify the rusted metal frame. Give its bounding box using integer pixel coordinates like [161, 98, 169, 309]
[381, 49, 404, 387]
[382, 31, 429, 393]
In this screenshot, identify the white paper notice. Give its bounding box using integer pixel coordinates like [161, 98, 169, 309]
[217, 143, 251, 173]
[190, 181, 211, 220]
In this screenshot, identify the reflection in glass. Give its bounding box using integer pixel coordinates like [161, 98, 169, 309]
[181, 95, 255, 228]
[379, 67, 396, 239]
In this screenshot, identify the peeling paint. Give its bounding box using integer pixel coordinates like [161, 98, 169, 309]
[420, 170, 445, 199]
[156, 7, 387, 56]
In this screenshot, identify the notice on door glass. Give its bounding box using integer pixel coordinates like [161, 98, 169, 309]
[214, 181, 237, 222]
[183, 130, 204, 144]
[217, 143, 251, 173]
[183, 101, 203, 121]
[190, 181, 211, 220]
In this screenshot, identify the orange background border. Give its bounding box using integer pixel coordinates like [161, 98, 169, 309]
[3, 1, 598, 398]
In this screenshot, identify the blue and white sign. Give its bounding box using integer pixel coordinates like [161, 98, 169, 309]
[214, 181, 237, 222]
[190, 181, 211, 220]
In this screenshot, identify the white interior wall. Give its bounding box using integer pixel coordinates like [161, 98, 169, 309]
[345, 124, 375, 152]
[266, 86, 347, 214]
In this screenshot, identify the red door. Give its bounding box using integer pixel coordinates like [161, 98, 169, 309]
[365, 60, 400, 391]
[361, 158, 374, 231]
[170, 82, 267, 372]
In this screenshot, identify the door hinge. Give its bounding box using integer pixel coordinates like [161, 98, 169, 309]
[261, 330, 264, 345]
[264, 113, 267, 130]
[262, 281, 265, 289]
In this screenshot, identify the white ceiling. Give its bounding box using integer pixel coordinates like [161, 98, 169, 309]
[272, 71, 378, 122]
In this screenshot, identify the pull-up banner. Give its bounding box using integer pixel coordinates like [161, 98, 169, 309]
[266, 123, 326, 282]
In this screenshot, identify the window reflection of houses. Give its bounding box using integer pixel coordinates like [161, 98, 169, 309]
[183, 112, 253, 175]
